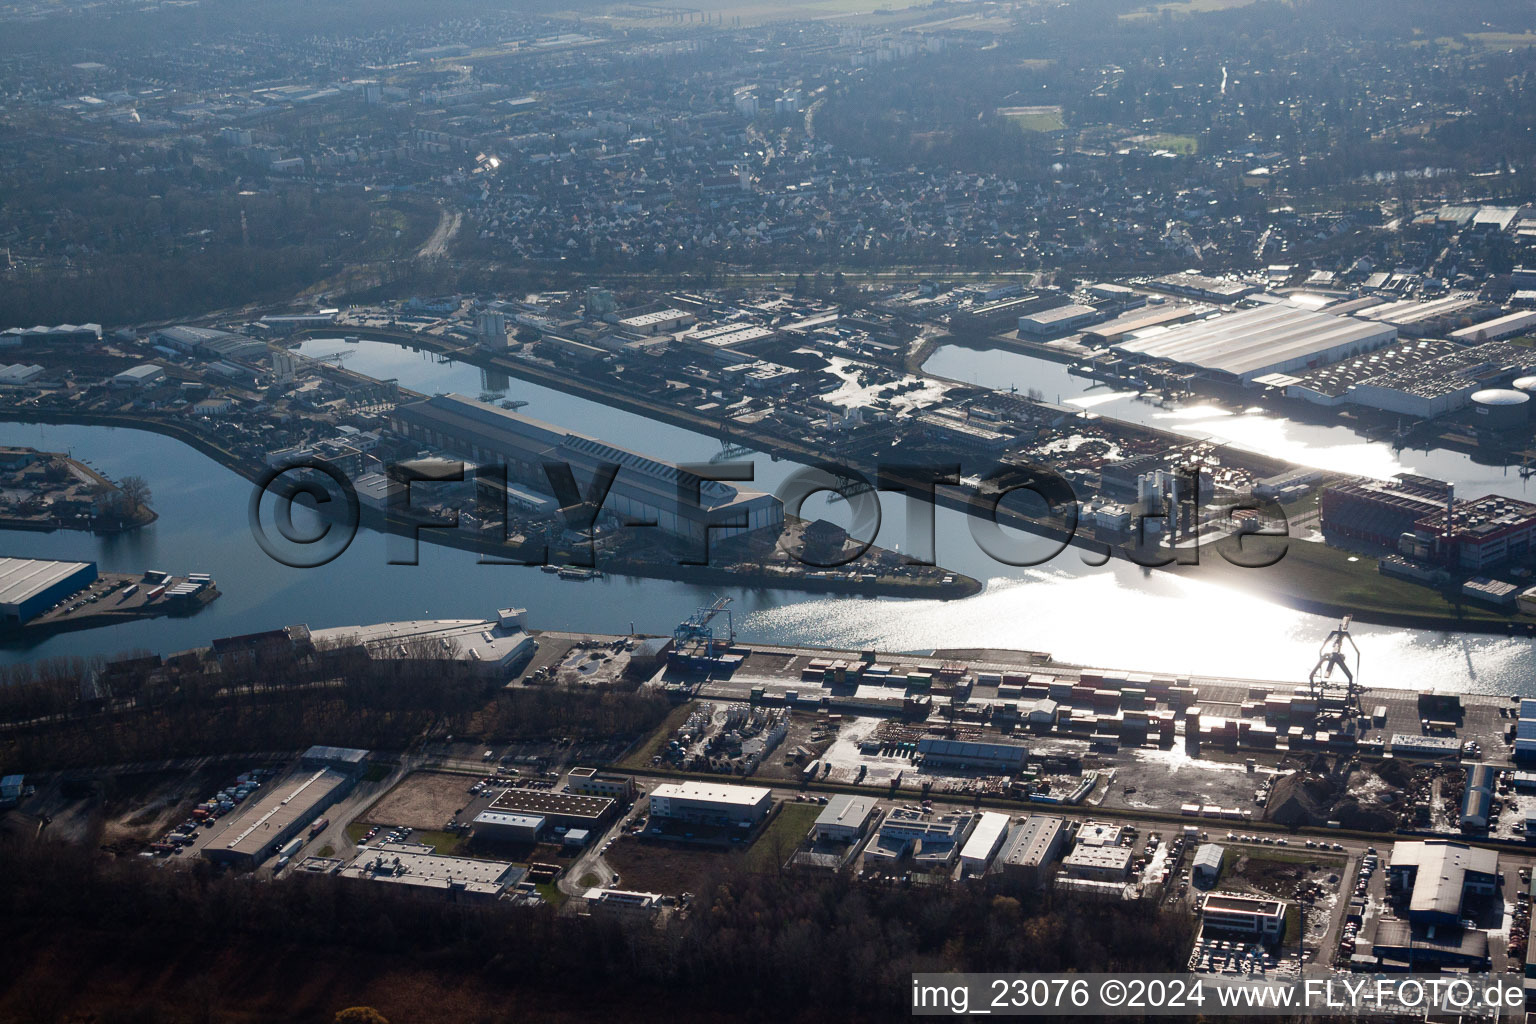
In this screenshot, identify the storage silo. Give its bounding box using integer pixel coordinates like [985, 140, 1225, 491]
[1513, 375, 1536, 396]
[1470, 388, 1530, 429]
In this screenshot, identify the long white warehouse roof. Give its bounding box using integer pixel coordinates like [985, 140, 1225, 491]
[649, 781, 771, 806]
[1112, 304, 1395, 379]
[0, 557, 93, 608]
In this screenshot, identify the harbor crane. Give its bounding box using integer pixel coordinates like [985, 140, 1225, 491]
[673, 595, 735, 660]
[1308, 614, 1363, 723]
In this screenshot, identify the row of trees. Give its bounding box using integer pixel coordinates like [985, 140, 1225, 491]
[0, 833, 1195, 1023]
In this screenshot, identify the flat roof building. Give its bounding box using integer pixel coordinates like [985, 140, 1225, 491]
[648, 781, 773, 828]
[201, 766, 354, 869]
[812, 794, 881, 843]
[1061, 843, 1132, 881]
[487, 788, 615, 829]
[865, 808, 975, 867]
[1018, 303, 1103, 338]
[995, 815, 1066, 887]
[1201, 894, 1287, 939]
[472, 810, 545, 844]
[565, 767, 636, 802]
[959, 811, 1011, 874]
[0, 557, 98, 623]
[340, 841, 524, 902]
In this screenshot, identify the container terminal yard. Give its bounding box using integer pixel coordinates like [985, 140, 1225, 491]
[12, 604, 1536, 987]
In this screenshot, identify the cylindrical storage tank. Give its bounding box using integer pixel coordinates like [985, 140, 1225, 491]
[1470, 388, 1530, 429]
[1512, 375, 1536, 394]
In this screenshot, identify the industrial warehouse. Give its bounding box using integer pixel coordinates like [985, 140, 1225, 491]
[200, 748, 368, 868]
[389, 393, 784, 545]
[0, 557, 97, 623]
[1108, 303, 1398, 382]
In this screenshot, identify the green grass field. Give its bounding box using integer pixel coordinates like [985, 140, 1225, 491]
[998, 106, 1066, 133]
[744, 802, 823, 872]
[1142, 133, 1198, 155]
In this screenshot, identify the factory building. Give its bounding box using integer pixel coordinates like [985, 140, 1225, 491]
[390, 394, 784, 545]
[1, 323, 102, 345]
[150, 326, 267, 361]
[0, 557, 98, 624]
[1372, 919, 1490, 970]
[648, 781, 772, 828]
[1111, 304, 1396, 383]
[1389, 840, 1498, 925]
[1061, 843, 1132, 882]
[472, 810, 545, 844]
[958, 811, 1011, 874]
[201, 765, 355, 869]
[1451, 310, 1536, 344]
[1319, 476, 1452, 549]
[339, 841, 524, 903]
[915, 736, 1028, 772]
[487, 788, 615, 830]
[110, 364, 167, 388]
[1017, 304, 1103, 338]
[565, 767, 636, 802]
[1405, 496, 1536, 571]
[1150, 273, 1258, 304]
[308, 618, 537, 678]
[811, 794, 881, 843]
[994, 815, 1065, 887]
[1200, 894, 1287, 939]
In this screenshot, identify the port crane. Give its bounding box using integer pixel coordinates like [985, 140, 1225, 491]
[1308, 614, 1363, 723]
[673, 595, 735, 660]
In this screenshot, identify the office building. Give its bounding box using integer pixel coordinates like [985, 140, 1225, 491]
[864, 808, 975, 867]
[1061, 843, 1132, 881]
[565, 768, 636, 802]
[648, 781, 772, 827]
[1201, 894, 1287, 939]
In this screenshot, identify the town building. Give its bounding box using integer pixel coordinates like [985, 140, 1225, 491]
[1372, 919, 1490, 970]
[1192, 843, 1224, 885]
[864, 808, 975, 867]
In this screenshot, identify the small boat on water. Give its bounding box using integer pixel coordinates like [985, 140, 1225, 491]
[556, 566, 602, 581]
